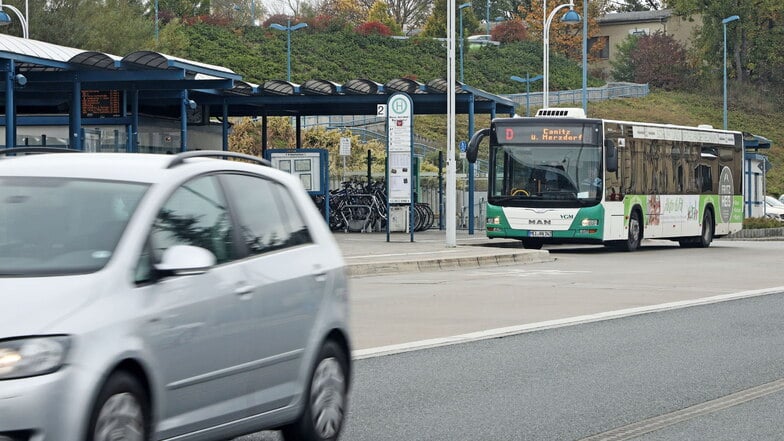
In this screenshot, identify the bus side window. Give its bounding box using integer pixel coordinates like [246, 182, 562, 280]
[695, 164, 713, 193]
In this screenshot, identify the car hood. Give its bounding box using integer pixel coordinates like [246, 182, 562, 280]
[0, 273, 104, 337]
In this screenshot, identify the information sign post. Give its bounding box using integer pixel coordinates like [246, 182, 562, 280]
[386, 93, 414, 242]
[264, 148, 330, 223]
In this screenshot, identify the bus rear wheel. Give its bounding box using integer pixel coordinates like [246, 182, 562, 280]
[680, 210, 714, 248]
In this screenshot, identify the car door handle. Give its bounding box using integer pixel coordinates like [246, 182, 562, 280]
[312, 267, 328, 283]
[234, 284, 254, 298]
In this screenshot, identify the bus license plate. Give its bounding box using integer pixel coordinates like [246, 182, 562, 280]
[529, 231, 552, 238]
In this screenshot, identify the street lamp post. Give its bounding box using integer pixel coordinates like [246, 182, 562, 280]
[486, 0, 490, 35]
[269, 18, 308, 82]
[459, 2, 471, 83]
[0, 0, 29, 38]
[722, 15, 739, 130]
[542, 0, 580, 108]
[511, 74, 543, 116]
[154, 0, 159, 42]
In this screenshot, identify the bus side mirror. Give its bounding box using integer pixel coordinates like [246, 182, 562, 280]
[605, 139, 618, 173]
[467, 128, 490, 164]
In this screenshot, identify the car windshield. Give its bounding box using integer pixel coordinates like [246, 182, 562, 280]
[0, 177, 149, 276]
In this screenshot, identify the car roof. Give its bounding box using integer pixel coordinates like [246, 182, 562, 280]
[0, 152, 272, 184]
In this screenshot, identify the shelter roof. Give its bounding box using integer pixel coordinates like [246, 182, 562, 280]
[1, 34, 516, 118]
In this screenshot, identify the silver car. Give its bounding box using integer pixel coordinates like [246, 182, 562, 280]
[0, 149, 351, 441]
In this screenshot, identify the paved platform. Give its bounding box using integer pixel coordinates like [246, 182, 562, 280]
[333, 229, 553, 276]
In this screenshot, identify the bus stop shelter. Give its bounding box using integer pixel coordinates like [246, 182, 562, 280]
[0, 34, 516, 153]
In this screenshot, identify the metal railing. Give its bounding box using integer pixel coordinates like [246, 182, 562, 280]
[502, 82, 650, 115]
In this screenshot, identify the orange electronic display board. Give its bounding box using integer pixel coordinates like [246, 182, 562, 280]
[495, 122, 599, 145]
[81, 90, 122, 118]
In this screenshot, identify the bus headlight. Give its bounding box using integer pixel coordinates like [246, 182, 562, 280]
[581, 219, 599, 227]
[487, 217, 500, 225]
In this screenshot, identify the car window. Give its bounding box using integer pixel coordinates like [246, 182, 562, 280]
[221, 174, 312, 256]
[150, 175, 234, 265]
[0, 177, 148, 276]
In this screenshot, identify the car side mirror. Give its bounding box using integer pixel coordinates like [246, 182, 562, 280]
[155, 245, 216, 276]
[605, 139, 618, 173]
[467, 128, 490, 164]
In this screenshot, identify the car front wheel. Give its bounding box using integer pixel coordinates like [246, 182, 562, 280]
[87, 372, 150, 441]
[281, 341, 349, 441]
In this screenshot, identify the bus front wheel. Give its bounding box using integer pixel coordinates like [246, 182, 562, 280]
[521, 240, 543, 250]
[620, 210, 642, 252]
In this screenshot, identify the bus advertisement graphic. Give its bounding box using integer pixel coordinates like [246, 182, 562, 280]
[719, 166, 733, 223]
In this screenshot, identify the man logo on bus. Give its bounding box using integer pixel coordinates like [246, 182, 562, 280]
[506, 128, 514, 141]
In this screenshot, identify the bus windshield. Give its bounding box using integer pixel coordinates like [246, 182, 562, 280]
[490, 144, 602, 206]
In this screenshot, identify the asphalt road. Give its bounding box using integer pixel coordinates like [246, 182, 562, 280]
[238, 240, 784, 441]
[350, 240, 784, 349]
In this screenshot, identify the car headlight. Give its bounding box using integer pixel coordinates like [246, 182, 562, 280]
[0, 336, 70, 380]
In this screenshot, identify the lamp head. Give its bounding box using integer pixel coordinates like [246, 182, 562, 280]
[14, 73, 26, 86]
[268, 23, 286, 31]
[0, 10, 11, 26]
[459, 2, 472, 10]
[722, 15, 740, 24]
[290, 22, 308, 31]
[561, 9, 581, 24]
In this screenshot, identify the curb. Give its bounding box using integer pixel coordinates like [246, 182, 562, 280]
[347, 250, 553, 277]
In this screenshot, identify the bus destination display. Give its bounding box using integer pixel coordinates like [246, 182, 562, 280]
[81, 90, 121, 118]
[496, 123, 597, 145]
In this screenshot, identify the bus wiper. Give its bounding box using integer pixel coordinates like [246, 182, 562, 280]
[491, 195, 541, 202]
[541, 191, 577, 200]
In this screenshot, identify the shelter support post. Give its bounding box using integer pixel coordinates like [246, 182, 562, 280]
[130, 89, 139, 153]
[4, 60, 15, 149]
[180, 90, 188, 152]
[222, 101, 229, 151]
[70, 79, 82, 150]
[468, 94, 475, 235]
[261, 114, 268, 157]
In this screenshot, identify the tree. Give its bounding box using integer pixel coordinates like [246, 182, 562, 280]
[84, 0, 154, 54]
[355, 21, 393, 36]
[367, 0, 402, 35]
[520, 0, 605, 62]
[420, 0, 481, 38]
[158, 0, 210, 19]
[474, 0, 530, 25]
[210, 0, 267, 26]
[609, 34, 639, 82]
[668, 0, 784, 86]
[604, 0, 662, 12]
[314, 0, 367, 27]
[629, 32, 689, 89]
[490, 18, 527, 43]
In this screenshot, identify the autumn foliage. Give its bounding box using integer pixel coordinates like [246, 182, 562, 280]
[629, 32, 690, 90]
[491, 19, 528, 44]
[521, 0, 605, 61]
[355, 21, 393, 36]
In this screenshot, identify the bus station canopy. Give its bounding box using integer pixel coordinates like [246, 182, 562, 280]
[0, 34, 516, 131]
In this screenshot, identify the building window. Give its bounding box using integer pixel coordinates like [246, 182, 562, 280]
[589, 36, 610, 60]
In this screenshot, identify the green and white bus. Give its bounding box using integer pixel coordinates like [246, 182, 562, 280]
[466, 108, 744, 251]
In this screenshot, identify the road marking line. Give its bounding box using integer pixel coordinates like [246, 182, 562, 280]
[577, 377, 784, 440]
[352, 286, 784, 360]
